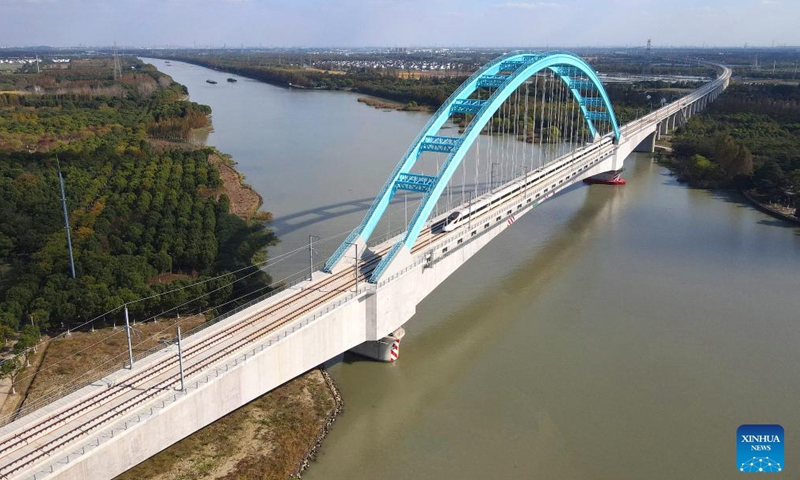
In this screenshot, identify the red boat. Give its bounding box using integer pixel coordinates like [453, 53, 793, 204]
[584, 171, 626, 185]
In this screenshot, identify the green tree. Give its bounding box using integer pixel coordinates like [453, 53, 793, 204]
[754, 161, 787, 201]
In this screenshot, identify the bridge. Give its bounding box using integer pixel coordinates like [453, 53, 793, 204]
[0, 51, 730, 480]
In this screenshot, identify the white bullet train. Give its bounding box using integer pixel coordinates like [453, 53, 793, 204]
[432, 132, 620, 235]
[436, 171, 540, 233]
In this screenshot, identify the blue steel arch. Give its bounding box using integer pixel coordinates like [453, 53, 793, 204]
[324, 51, 621, 281]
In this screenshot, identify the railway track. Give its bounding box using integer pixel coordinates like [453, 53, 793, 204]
[0, 247, 393, 479]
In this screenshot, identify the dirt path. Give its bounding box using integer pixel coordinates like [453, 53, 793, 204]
[209, 153, 267, 221]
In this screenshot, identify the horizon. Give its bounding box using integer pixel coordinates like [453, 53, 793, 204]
[1, 44, 798, 51]
[3, 0, 798, 49]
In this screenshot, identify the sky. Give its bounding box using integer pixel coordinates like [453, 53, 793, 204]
[2, 0, 797, 48]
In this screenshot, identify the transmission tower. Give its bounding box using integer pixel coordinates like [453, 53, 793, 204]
[56, 157, 76, 279]
[642, 39, 652, 75]
[113, 41, 122, 81]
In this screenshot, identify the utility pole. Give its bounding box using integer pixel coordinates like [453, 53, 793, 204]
[490, 162, 499, 211]
[524, 167, 528, 198]
[176, 325, 185, 392]
[468, 191, 473, 230]
[113, 41, 122, 81]
[353, 244, 359, 294]
[57, 158, 76, 279]
[404, 193, 408, 226]
[308, 235, 319, 281]
[124, 304, 134, 369]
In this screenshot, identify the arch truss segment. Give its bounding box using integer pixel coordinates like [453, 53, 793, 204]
[324, 51, 621, 282]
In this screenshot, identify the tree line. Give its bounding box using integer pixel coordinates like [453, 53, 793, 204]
[667, 82, 800, 215]
[155, 54, 465, 109]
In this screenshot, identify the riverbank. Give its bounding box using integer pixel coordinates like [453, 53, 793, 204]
[209, 151, 270, 221]
[741, 190, 800, 226]
[656, 138, 799, 227]
[657, 157, 800, 226]
[356, 96, 432, 112]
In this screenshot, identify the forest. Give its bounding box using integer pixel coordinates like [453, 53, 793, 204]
[666, 82, 800, 214]
[0, 58, 275, 359]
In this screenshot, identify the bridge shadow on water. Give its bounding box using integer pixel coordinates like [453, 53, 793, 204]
[269, 182, 494, 238]
[270, 197, 385, 238]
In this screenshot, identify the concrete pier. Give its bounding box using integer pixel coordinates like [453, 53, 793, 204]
[350, 327, 405, 362]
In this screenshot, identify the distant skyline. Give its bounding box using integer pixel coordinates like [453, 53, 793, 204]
[3, 0, 798, 49]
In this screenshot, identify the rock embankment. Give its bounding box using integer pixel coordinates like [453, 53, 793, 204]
[292, 368, 345, 477]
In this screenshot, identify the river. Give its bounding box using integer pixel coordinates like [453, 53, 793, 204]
[143, 58, 800, 479]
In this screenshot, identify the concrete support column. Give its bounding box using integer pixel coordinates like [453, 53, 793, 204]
[349, 327, 405, 362]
